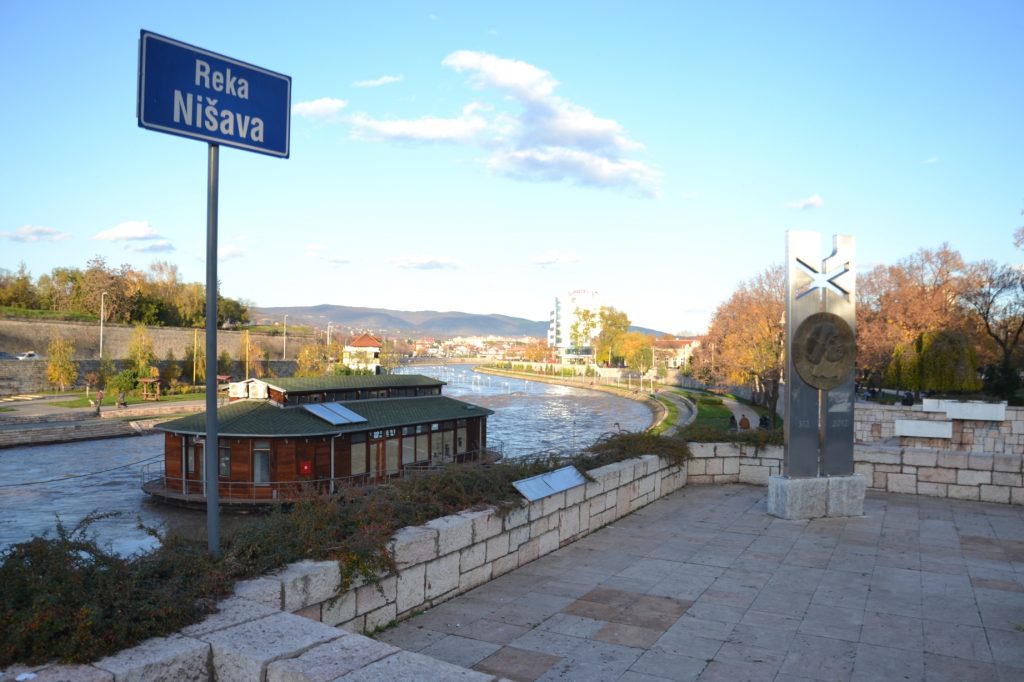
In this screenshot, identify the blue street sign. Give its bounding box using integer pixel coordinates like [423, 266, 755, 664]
[138, 30, 291, 158]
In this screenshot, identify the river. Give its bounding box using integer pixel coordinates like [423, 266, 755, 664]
[0, 365, 651, 555]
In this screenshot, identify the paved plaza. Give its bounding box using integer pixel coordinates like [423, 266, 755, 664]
[378, 484, 1024, 681]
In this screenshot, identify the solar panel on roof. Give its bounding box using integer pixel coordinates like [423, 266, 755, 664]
[303, 403, 348, 426]
[322, 402, 367, 424]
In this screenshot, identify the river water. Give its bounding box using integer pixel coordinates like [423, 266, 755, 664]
[0, 366, 651, 555]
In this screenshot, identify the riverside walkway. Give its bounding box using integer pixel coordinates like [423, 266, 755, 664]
[378, 484, 1024, 681]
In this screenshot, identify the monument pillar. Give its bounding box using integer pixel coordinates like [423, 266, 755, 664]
[768, 231, 865, 519]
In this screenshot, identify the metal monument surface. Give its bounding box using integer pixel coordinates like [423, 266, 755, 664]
[784, 232, 856, 477]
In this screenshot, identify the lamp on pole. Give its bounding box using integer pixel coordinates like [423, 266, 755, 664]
[99, 291, 107, 360]
[283, 314, 288, 360]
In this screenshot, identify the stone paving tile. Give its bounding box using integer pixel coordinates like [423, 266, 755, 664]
[778, 634, 857, 681]
[797, 603, 863, 642]
[595, 622, 664, 649]
[473, 645, 562, 681]
[860, 610, 924, 651]
[987, 628, 1024, 669]
[418, 634, 502, 670]
[922, 620, 992, 662]
[376, 484, 1024, 682]
[627, 650, 707, 681]
[923, 653, 999, 682]
[851, 642, 924, 682]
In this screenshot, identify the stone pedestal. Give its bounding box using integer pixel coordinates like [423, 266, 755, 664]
[768, 474, 865, 520]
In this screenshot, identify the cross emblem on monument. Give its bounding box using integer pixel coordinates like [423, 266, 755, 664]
[794, 257, 850, 300]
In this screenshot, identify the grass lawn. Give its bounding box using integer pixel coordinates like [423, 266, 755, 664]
[51, 391, 205, 409]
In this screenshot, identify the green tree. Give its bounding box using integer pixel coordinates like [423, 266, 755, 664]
[161, 349, 182, 387]
[183, 340, 206, 384]
[378, 338, 402, 374]
[45, 337, 78, 392]
[98, 356, 116, 389]
[217, 350, 234, 378]
[886, 330, 983, 395]
[126, 324, 156, 376]
[594, 307, 630, 366]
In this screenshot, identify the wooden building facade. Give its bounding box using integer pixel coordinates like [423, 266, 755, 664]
[145, 374, 493, 506]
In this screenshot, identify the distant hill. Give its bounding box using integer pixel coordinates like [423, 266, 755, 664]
[249, 304, 668, 338]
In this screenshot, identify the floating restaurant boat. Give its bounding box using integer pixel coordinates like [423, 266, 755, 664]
[142, 374, 494, 508]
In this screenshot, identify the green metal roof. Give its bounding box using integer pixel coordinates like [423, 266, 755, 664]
[156, 396, 492, 438]
[262, 374, 444, 394]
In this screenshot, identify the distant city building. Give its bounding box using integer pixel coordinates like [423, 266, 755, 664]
[548, 289, 601, 364]
[653, 337, 701, 369]
[343, 333, 382, 373]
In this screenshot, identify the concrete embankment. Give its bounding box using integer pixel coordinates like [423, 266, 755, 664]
[474, 366, 668, 431]
[0, 401, 205, 448]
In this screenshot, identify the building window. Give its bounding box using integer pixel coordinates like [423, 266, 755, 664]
[253, 440, 270, 485]
[218, 444, 230, 477]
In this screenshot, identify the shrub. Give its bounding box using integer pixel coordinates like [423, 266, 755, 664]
[107, 369, 139, 394]
[1, 434, 689, 666]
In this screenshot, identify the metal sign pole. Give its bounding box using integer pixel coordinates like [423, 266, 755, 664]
[205, 143, 221, 557]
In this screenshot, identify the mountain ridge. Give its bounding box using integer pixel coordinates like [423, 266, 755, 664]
[251, 304, 668, 338]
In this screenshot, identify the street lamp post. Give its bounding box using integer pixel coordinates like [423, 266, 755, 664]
[283, 314, 288, 360]
[99, 291, 107, 359]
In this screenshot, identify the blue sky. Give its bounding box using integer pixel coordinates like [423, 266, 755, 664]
[1, 1, 1020, 335]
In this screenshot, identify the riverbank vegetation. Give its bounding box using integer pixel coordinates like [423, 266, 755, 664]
[0, 258, 250, 329]
[0, 433, 690, 667]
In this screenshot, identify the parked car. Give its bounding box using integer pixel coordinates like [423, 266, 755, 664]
[16, 351, 37, 360]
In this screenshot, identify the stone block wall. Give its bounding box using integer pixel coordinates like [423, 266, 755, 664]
[282, 454, 687, 634]
[6, 454, 685, 681]
[854, 402, 1023, 455]
[855, 446, 1024, 505]
[681, 440, 1024, 506]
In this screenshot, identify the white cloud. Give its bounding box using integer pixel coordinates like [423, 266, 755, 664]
[2, 225, 70, 242]
[292, 97, 348, 121]
[353, 75, 403, 88]
[351, 103, 488, 143]
[922, 155, 939, 164]
[219, 244, 245, 261]
[325, 255, 350, 265]
[532, 250, 581, 266]
[391, 255, 459, 270]
[94, 220, 162, 241]
[339, 50, 657, 195]
[305, 242, 325, 258]
[491, 148, 661, 197]
[788, 194, 824, 210]
[443, 50, 559, 102]
[126, 240, 174, 253]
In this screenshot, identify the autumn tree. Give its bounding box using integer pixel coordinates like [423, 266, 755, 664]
[622, 331, 654, 381]
[856, 244, 970, 383]
[569, 308, 598, 365]
[593, 307, 630, 367]
[696, 264, 785, 423]
[961, 260, 1024, 397]
[240, 331, 267, 379]
[0, 262, 38, 308]
[379, 338, 404, 373]
[522, 338, 550, 362]
[45, 337, 78, 392]
[295, 344, 328, 377]
[126, 324, 156, 376]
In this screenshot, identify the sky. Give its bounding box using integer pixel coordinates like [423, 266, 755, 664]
[1, 1, 1021, 335]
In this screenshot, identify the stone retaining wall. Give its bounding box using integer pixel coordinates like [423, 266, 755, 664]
[682, 442, 1024, 506]
[855, 402, 1022, 455]
[0, 359, 297, 395]
[8, 455, 685, 681]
